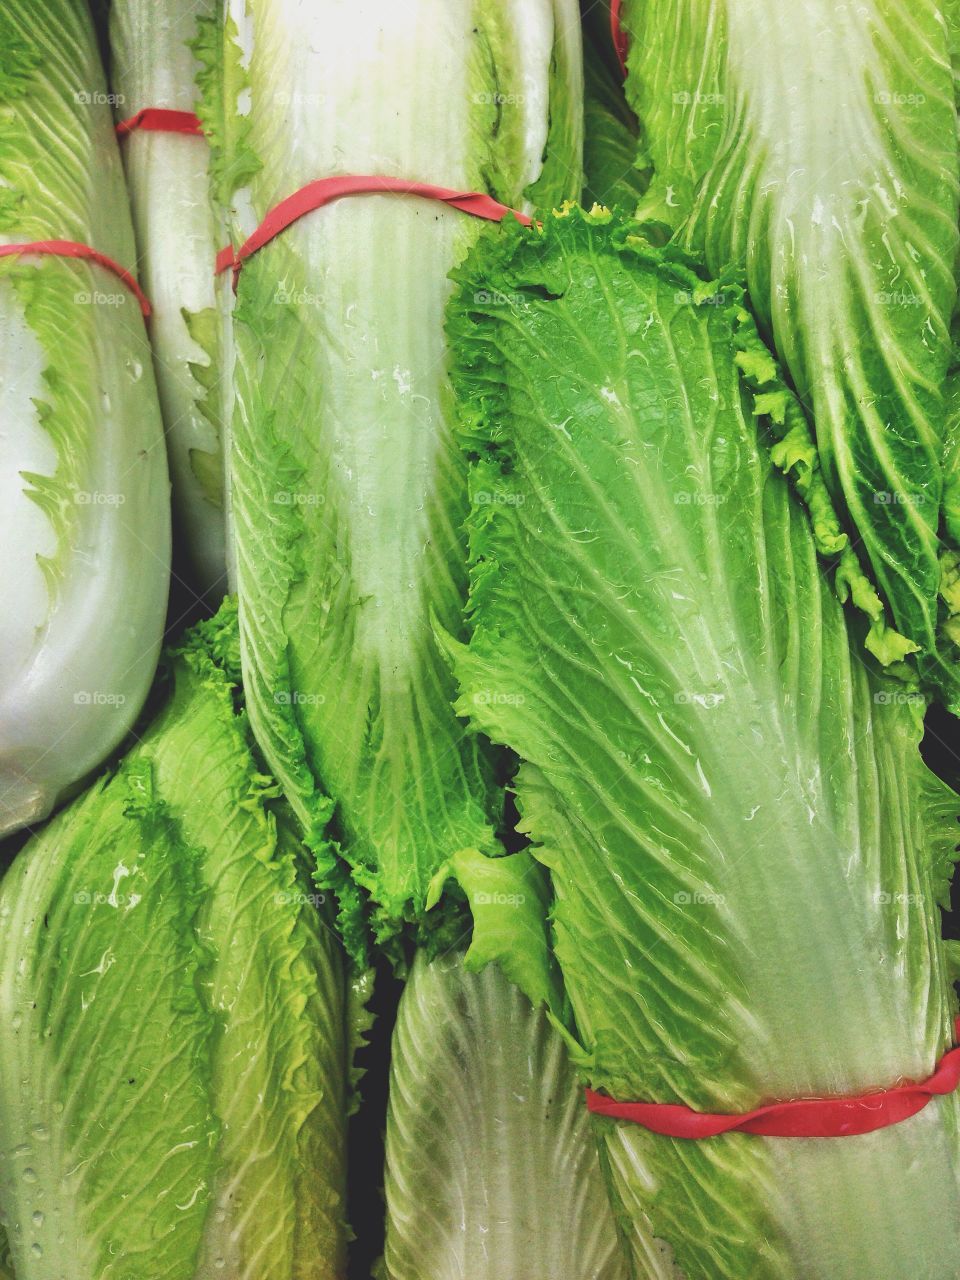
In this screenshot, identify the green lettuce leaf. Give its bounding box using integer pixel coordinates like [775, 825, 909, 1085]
[427, 845, 564, 1017]
[192, 9, 261, 209]
[445, 207, 960, 1278]
[620, 0, 960, 701]
[0, 603, 348, 1278]
[0, 0, 170, 836]
[382, 951, 627, 1280]
[216, 0, 583, 955]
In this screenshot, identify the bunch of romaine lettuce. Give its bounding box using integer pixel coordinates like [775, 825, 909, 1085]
[0, 0, 169, 839]
[1, 0, 960, 1277]
[443, 205, 960, 1277]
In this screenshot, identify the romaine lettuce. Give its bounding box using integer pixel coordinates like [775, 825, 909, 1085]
[208, 0, 583, 952]
[383, 946, 626, 1280]
[0, 0, 170, 836]
[620, 0, 960, 698]
[109, 0, 227, 598]
[444, 207, 960, 1278]
[0, 603, 348, 1278]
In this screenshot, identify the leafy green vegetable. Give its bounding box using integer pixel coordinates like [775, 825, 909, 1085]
[445, 207, 960, 1278]
[109, 0, 227, 597]
[0, 603, 348, 1278]
[0, 0, 170, 837]
[212, 0, 583, 955]
[428, 846, 564, 1015]
[383, 950, 626, 1280]
[192, 9, 261, 210]
[620, 0, 960, 699]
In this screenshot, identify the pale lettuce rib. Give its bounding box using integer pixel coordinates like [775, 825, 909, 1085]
[445, 208, 960, 1278]
[383, 952, 627, 1280]
[621, 0, 960, 697]
[0, 0, 170, 835]
[0, 604, 348, 1279]
[214, 0, 583, 949]
[109, 0, 227, 597]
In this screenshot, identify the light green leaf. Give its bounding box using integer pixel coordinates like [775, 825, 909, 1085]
[383, 952, 627, 1280]
[621, 0, 960, 701]
[220, 0, 583, 954]
[447, 208, 960, 1278]
[188, 445, 224, 509]
[191, 10, 261, 208]
[0, 0, 170, 836]
[428, 844, 563, 1015]
[0, 603, 348, 1279]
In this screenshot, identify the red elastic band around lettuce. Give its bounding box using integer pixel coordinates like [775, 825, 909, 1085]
[215, 174, 532, 288]
[0, 240, 151, 317]
[115, 108, 203, 138]
[586, 1018, 960, 1138]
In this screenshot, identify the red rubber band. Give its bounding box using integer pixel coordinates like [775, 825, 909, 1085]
[0, 240, 151, 318]
[586, 1018, 960, 1139]
[610, 0, 628, 76]
[115, 108, 203, 138]
[215, 244, 236, 276]
[216, 174, 532, 290]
